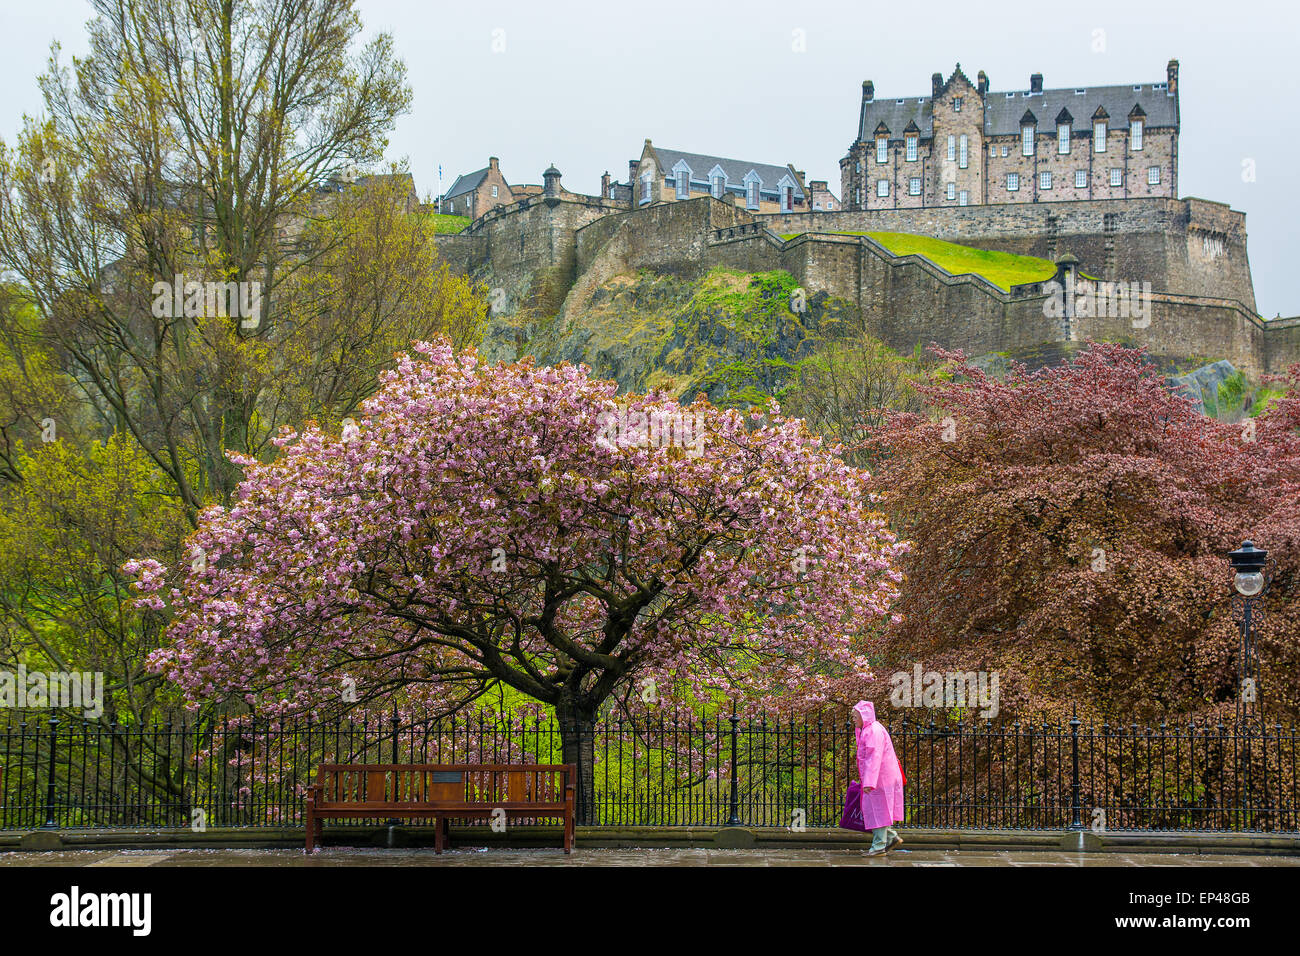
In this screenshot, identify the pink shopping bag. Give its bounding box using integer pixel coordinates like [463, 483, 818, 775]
[838, 780, 867, 831]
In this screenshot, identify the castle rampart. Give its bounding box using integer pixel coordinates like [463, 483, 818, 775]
[437, 193, 1294, 380]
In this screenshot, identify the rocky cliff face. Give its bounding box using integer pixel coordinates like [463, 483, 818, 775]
[481, 267, 859, 406]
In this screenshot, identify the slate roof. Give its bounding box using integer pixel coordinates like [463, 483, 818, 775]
[648, 146, 805, 199]
[857, 79, 1177, 142]
[442, 167, 489, 200]
[982, 84, 1177, 137]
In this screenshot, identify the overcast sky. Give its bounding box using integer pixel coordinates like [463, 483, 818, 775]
[4, 0, 1296, 316]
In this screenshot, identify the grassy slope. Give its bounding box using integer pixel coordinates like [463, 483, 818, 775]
[420, 212, 472, 234]
[780, 230, 1057, 291]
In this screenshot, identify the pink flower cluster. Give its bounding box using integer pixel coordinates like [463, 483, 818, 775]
[134, 341, 907, 717]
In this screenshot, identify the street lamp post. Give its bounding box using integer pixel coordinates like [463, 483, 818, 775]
[1227, 540, 1268, 724]
[1228, 539, 1268, 828]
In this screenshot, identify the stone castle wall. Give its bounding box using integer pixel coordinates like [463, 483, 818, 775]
[436, 194, 1293, 378]
[756, 196, 1256, 311]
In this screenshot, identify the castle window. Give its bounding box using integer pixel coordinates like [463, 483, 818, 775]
[856, 161, 862, 174]
[991, 144, 997, 157]
[676, 169, 690, 200]
[1007, 172, 1020, 191]
[877, 179, 889, 197]
[947, 136, 956, 162]
[1147, 165, 1160, 184]
[781, 185, 794, 212]
[1110, 168, 1122, 186]
[954, 97, 963, 112]
[640, 173, 652, 204]
[1131, 120, 1144, 150]
[909, 177, 921, 196]
[1021, 124, 1035, 156]
[1039, 171, 1052, 190]
[1001, 145, 1009, 157]
[711, 174, 725, 199]
[906, 135, 918, 162]
[876, 138, 888, 164]
[1057, 123, 1070, 155]
[1094, 120, 1107, 152]
[1075, 169, 1087, 188]
[491, 185, 498, 197]
[746, 180, 760, 209]
[946, 182, 956, 200]
[959, 134, 969, 168]
[958, 190, 969, 206]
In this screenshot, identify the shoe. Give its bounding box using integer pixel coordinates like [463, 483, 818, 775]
[867, 844, 889, 856]
[887, 833, 904, 850]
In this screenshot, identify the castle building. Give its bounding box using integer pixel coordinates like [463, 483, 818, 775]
[840, 61, 1179, 210]
[440, 157, 513, 217]
[631, 140, 809, 213]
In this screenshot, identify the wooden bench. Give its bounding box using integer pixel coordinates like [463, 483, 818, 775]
[304, 763, 575, 854]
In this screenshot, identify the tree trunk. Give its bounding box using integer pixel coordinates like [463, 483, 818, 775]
[556, 699, 597, 825]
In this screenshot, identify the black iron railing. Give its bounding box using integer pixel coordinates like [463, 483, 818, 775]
[1, 710, 1296, 832]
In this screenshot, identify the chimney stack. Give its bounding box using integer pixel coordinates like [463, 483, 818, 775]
[601, 171, 611, 198]
[862, 80, 874, 102]
[489, 156, 499, 171]
[1030, 73, 1043, 93]
[1167, 58, 1179, 95]
[977, 70, 989, 95]
[932, 72, 943, 97]
[629, 159, 639, 183]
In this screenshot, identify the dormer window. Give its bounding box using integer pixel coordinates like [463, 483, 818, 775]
[1094, 120, 1108, 152]
[675, 166, 691, 199]
[876, 137, 888, 163]
[778, 175, 796, 212]
[906, 135, 918, 162]
[744, 173, 761, 210]
[711, 174, 725, 199]
[1130, 119, 1144, 150]
[1057, 123, 1070, 154]
[1021, 123, 1035, 156]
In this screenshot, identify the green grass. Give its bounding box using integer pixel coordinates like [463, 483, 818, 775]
[1250, 386, 1287, 416]
[421, 213, 472, 234]
[779, 230, 1058, 291]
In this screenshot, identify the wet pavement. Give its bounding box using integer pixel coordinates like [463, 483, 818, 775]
[2, 847, 1297, 866]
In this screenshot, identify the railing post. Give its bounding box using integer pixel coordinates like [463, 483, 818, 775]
[41, 715, 59, 829]
[1069, 708, 1082, 830]
[726, 706, 740, 826]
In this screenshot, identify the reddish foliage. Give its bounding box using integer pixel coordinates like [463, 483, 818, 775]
[864, 343, 1300, 723]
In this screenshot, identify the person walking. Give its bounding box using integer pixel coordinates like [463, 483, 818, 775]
[853, 700, 905, 856]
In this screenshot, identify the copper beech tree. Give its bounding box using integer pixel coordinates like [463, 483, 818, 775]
[866, 343, 1300, 723]
[132, 342, 907, 819]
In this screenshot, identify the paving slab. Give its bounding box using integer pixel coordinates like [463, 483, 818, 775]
[3, 847, 1299, 866]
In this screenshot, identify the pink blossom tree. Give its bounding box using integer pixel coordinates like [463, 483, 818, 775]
[132, 340, 905, 817]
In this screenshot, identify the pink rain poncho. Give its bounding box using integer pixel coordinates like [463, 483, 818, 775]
[854, 701, 905, 830]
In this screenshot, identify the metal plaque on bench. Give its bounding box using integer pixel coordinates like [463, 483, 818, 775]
[429, 771, 463, 783]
